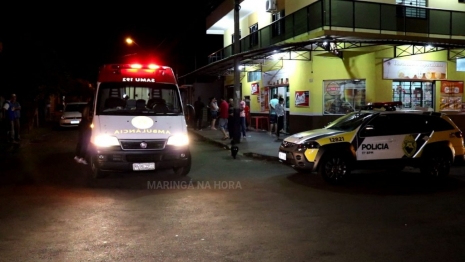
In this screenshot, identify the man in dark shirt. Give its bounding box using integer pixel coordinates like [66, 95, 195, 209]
[193, 96, 205, 130]
[227, 98, 235, 140]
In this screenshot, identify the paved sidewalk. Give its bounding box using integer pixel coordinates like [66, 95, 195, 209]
[188, 127, 288, 161]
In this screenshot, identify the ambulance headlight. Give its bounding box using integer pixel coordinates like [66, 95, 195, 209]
[92, 135, 120, 147]
[167, 134, 189, 146]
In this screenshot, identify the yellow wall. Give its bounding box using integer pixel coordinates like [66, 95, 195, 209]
[285, 0, 316, 14]
[429, 0, 465, 11]
[358, 0, 396, 4]
[374, 48, 465, 111]
[240, 47, 465, 115]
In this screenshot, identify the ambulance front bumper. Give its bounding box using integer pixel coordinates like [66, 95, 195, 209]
[90, 145, 190, 172]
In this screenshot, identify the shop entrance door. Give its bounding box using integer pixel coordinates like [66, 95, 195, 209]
[269, 85, 289, 133]
[392, 81, 434, 110]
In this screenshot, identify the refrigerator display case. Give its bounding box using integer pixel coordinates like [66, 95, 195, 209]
[392, 81, 433, 109]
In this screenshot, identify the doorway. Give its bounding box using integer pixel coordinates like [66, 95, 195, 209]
[269, 85, 290, 133]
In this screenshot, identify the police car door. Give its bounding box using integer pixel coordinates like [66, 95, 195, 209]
[357, 114, 404, 160]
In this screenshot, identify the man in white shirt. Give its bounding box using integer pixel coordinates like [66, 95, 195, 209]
[268, 94, 279, 135]
[275, 97, 285, 141]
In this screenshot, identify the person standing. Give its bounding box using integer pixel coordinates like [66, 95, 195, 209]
[193, 96, 205, 130]
[275, 97, 285, 142]
[11, 94, 21, 141]
[0, 95, 5, 137]
[0, 95, 4, 120]
[239, 97, 247, 139]
[209, 97, 219, 130]
[268, 94, 279, 135]
[3, 94, 20, 142]
[218, 97, 229, 140]
[227, 98, 235, 141]
[74, 104, 92, 165]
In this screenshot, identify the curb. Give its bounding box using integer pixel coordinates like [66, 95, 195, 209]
[188, 130, 280, 162]
[189, 130, 231, 150]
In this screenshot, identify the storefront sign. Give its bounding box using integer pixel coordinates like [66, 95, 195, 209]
[295, 91, 309, 107]
[440, 81, 464, 111]
[251, 83, 259, 95]
[323, 80, 366, 115]
[383, 59, 447, 80]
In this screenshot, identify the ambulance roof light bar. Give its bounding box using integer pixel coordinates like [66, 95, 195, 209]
[109, 64, 164, 70]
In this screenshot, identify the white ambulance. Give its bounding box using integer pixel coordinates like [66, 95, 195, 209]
[89, 63, 191, 178]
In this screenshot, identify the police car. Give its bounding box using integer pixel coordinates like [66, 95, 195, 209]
[278, 105, 465, 184]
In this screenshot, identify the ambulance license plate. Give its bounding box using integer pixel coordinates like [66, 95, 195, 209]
[133, 163, 155, 171]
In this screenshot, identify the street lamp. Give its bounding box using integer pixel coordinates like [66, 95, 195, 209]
[125, 37, 139, 47]
[124, 37, 143, 59]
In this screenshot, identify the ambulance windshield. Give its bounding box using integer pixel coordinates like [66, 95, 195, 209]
[95, 83, 183, 116]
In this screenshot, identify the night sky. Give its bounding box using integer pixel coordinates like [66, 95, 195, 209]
[0, 1, 224, 96]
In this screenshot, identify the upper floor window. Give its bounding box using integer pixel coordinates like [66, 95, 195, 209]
[396, 0, 427, 18]
[247, 71, 261, 82]
[249, 23, 259, 47]
[272, 10, 285, 37]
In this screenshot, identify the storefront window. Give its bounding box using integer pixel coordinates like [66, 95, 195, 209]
[392, 81, 433, 110]
[323, 79, 366, 115]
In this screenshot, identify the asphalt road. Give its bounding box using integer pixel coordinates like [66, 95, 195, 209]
[1, 127, 465, 261]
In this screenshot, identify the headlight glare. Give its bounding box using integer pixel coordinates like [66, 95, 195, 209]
[167, 134, 189, 146]
[92, 135, 120, 147]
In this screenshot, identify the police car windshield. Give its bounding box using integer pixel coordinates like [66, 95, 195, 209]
[325, 112, 374, 131]
[96, 83, 183, 116]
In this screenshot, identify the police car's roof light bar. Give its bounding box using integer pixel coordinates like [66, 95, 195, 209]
[362, 101, 402, 111]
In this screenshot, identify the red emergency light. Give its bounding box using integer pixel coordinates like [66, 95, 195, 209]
[98, 64, 177, 84]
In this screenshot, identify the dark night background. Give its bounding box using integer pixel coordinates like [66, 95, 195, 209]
[0, 1, 224, 100]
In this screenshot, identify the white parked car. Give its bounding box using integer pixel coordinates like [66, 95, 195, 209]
[59, 102, 88, 128]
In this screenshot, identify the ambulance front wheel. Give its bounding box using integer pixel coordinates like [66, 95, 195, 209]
[91, 157, 107, 179]
[173, 152, 192, 177]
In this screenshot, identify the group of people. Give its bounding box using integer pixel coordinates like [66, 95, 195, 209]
[2, 93, 22, 143]
[193, 94, 286, 142]
[1, 93, 91, 166]
[194, 96, 249, 141]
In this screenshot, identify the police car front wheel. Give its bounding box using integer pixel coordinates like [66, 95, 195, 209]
[318, 153, 351, 184]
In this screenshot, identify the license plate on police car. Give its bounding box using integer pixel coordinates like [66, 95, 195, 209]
[133, 163, 155, 171]
[279, 152, 286, 160]
[71, 120, 79, 124]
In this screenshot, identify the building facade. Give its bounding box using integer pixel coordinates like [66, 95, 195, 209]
[180, 0, 465, 133]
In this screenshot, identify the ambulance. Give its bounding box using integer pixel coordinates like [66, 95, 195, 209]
[89, 63, 191, 178]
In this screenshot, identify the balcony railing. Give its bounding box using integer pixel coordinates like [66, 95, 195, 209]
[207, 0, 465, 64]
